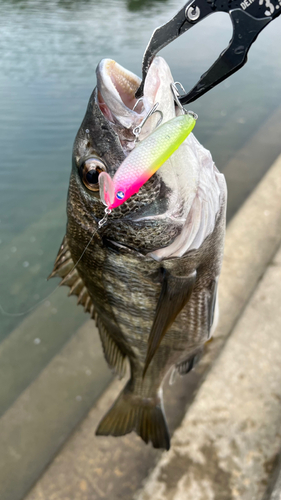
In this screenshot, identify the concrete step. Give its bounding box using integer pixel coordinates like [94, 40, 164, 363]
[0, 320, 112, 500]
[21, 153, 281, 500]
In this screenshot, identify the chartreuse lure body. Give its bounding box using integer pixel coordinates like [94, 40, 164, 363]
[99, 113, 197, 209]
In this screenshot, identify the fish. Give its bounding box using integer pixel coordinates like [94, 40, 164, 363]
[49, 56, 227, 451]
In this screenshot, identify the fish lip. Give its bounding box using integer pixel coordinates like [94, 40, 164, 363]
[96, 59, 142, 129]
[96, 57, 176, 144]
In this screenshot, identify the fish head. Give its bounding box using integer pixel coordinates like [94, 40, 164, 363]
[70, 56, 202, 252]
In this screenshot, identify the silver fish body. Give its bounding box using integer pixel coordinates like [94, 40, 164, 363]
[50, 57, 227, 450]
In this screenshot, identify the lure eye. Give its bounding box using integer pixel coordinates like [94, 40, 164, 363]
[80, 157, 107, 192]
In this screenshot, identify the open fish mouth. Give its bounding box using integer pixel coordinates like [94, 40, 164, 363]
[96, 57, 178, 153]
[97, 59, 141, 127]
[95, 57, 201, 227]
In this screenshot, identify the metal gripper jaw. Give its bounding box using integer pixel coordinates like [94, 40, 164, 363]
[136, 0, 277, 104]
[179, 10, 271, 104]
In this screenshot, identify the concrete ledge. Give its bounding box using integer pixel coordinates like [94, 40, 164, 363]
[0, 320, 112, 500]
[23, 155, 281, 499]
[136, 243, 281, 500]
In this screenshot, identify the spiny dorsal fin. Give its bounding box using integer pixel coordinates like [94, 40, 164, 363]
[48, 235, 72, 280]
[49, 236, 127, 378]
[96, 316, 127, 379]
[48, 235, 96, 317]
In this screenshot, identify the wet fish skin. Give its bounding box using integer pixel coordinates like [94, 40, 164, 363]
[51, 57, 227, 450]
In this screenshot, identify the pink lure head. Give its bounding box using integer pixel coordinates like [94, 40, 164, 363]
[99, 171, 130, 209]
[99, 171, 147, 210]
[99, 172, 115, 208]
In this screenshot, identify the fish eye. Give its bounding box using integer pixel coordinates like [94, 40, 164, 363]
[80, 157, 107, 192]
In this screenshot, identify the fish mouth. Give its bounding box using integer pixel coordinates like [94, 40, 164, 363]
[96, 57, 177, 153]
[97, 59, 141, 126]
[95, 57, 200, 230]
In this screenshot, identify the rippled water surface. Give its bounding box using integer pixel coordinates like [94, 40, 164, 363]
[1, 0, 281, 384]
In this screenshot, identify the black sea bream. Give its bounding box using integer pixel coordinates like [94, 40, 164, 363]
[50, 57, 227, 450]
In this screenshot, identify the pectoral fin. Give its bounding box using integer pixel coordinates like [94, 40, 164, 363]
[143, 269, 197, 377]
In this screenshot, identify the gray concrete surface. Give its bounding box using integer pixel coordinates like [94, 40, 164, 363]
[0, 288, 87, 418]
[22, 154, 281, 500]
[135, 244, 281, 500]
[0, 320, 112, 500]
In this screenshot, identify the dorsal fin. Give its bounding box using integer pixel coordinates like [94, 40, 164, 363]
[49, 235, 127, 378]
[48, 235, 96, 317]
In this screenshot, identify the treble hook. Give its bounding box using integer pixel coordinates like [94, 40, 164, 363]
[171, 82, 199, 121]
[133, 102, 163, 142]
[132, 97, 144, 112]
[171, 82, 188, 114]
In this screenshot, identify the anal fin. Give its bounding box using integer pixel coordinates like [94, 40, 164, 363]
[96, 316, 127, 379]
[143, 269, 197, 377]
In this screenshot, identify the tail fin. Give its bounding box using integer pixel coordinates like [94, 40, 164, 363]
[96, 382, 170, 450]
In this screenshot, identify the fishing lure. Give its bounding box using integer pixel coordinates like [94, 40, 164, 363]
[99, 112, 197, 209]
